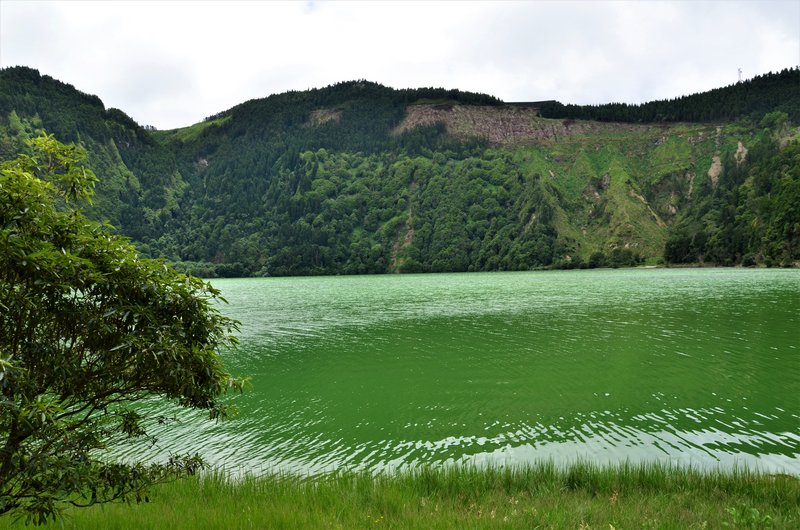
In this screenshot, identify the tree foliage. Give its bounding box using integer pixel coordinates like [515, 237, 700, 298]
[0, 66, 180, 236]
[538, 68, 800, 124]
[664, 115, 800, 267]
[0, 135, 243, 524]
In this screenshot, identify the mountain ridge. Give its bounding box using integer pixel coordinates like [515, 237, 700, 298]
[1, 66, 798, 276]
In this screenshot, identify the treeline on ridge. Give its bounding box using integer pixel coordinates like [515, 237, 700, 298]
[537, 68, 800, 124]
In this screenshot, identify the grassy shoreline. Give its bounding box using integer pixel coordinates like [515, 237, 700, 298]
[4, 462, 799, 529]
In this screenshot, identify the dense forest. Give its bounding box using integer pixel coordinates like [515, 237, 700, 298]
[664, 112, 800, 266]
[537, 68, 800, 124]
[1, 66, 798, 276]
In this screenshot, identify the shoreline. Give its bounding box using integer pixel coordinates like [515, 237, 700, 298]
[12, 461, 799, 529]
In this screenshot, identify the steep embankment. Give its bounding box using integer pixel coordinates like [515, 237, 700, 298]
[395, 103, 643, 145]
[392, 103, 757, 265]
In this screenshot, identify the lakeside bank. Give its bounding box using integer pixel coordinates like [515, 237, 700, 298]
[8, 462, 799, 529]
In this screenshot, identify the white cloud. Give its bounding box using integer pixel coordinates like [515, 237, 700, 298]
[1, 0, 797, 129]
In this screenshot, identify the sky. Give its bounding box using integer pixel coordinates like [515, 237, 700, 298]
[1, 0, 798, 130]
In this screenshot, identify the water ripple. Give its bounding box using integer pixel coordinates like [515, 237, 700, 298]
[115, 269, 800, 476]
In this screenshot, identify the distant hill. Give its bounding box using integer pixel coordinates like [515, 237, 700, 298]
[536, 68, 800, 124]
[1, 66, 798, 275]
[0, 66, 178, 234]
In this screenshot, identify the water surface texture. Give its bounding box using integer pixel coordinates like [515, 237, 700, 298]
[127, 269, 800, 475]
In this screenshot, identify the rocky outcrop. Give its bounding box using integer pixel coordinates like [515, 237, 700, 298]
[307, 108, 343, 127]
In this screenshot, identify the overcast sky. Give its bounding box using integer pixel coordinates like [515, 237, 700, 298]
[1, 0, 798, 130]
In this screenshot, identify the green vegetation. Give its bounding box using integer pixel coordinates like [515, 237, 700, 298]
[538, 68, 800, 123]
[1, 66, 798, 276]
[664, 113, 800, 267]
[3, 463, 797, 529]
[151, 116, 231, 144]
[0, 136, 244, 524]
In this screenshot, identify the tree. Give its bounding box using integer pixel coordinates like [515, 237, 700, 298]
[0, 135, 244, 524]
[760, 111, 788, 133]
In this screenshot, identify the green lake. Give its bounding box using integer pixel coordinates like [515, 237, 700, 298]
[126, 268, 800, 475]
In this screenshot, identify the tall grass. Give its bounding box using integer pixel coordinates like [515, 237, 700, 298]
[3, 462, 798, 529]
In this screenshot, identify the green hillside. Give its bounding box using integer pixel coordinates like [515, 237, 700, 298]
[537, 68, 800, 123]
[1, 66, 798, 276]
[0, 66, 182, 239]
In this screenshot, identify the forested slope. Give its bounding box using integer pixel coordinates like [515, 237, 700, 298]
[537, 68, 800, 123]
[0, 66, 180, 238]
[1, 66, 798, 276]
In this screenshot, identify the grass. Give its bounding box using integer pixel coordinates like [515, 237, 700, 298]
[151, 116, 231, 144]
[3, 462, 799, 529]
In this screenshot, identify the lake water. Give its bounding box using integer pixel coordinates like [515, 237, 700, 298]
[124, 269, 800, 475]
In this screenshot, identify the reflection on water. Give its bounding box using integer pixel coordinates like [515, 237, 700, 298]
[118, 269, 800, 475]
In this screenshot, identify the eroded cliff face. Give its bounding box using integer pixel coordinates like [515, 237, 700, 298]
[393, 103, 646, 145]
